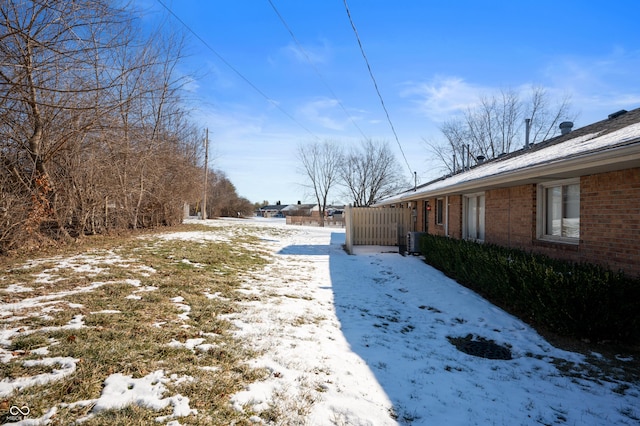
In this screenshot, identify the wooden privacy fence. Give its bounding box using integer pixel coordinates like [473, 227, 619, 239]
[286, 216, 345, 227]
[344, 206, 412, 254]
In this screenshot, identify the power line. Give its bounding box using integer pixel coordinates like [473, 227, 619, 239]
[342, 0, 413, 176]
[155, 0, 320, 141]
[267, 0, 369, 141]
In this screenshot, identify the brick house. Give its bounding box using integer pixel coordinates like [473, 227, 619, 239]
[376, 108, 640, 277]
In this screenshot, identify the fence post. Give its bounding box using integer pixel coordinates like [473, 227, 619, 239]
[345, 205, 353, 254]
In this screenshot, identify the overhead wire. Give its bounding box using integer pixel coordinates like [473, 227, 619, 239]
[267, 0, 369, 141]
[342, 0, 413, 176]
[155, 0, 320, 141]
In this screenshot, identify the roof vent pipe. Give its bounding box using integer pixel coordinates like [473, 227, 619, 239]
[525, 118, 531, 148]
[461, 145, 465, 171]
[559, 121, 573, 135]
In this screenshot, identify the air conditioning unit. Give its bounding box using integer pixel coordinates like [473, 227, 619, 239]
[407, 232, 427, 255]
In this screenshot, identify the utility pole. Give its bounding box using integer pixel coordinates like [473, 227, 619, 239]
[202, 128, 208, 220]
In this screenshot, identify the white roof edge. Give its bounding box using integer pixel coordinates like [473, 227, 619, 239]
[375, 134, 640, 206]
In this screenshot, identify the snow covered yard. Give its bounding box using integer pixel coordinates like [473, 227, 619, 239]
[219, 218, 640, 425]
[0, 217, 638, 425]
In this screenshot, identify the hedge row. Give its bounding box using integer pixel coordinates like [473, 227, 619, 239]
[418, 234, 640, 343]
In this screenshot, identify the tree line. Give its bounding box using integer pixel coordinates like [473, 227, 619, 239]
[0, 1, 247, 254]
[297, 139, 410, 222]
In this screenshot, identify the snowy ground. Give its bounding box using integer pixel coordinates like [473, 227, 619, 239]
[1, 217, 638, 425]
[218, 218, 639, 425]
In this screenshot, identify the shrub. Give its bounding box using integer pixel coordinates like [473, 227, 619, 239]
[419, 234, 640, 343]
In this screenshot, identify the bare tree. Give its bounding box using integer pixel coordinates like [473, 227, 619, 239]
[0, 0, 135, 243]
[0, 1, 204, 251]
[204, 170, 253, 218]
[462, 89, 521, 160]
[526, 85, 573, 144]
[340, 139, 408, 206]
[297, 140, 342, 226]
[426, 86, 575, 173]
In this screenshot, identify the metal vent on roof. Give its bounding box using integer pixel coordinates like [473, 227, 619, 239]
[559, 121, 573, 135]
[608, 109, 628, 120]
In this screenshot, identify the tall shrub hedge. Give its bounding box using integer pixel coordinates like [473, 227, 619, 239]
[419, 234, 640, 343]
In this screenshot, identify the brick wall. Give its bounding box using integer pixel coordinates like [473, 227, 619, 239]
[579, 168, 640, 276]
[485, 185, 536, 250]
[417, 167, 640, 277]
[415, 200, 426, 233]
[428, 197, 445, 237]
[448, 195, 462, 239]
[424, 196, 462, 238]
[485, 188, 510, 246]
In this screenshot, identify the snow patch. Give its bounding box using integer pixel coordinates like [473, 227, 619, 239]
[77, 370, 197, 423]
[0, 357, 79, 397]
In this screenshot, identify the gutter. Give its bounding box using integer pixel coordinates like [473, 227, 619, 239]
[376, 141, 640, 205]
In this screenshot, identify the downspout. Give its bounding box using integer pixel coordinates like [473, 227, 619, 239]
[508, 189, 511, 247]
[445, 195, 449, 237]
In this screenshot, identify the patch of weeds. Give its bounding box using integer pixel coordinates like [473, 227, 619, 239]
[401, 324, 415, 334]
[11, 313, 62, 330]
[549, 352, 640, 391]
[389, 406, 398, 420]
[549, 405, 568, 423]
[391, 404, 422, 425]
[525, 351, 545, 360]
[0, 360, 55, 381]
[260, 380, 318, 425]
[81, 404, 164, 425]
[9, 334, 49, 351]
[612, 383, 630, 395]
[283, 293, 313, 300]
[418, 305, 442, 313]
[291, 314, 326, 327]
[619, 406, 640, 422]
[0, 226, 278, 425]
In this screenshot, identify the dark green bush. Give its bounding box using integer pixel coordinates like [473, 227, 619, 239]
[419, 234, 640, 343]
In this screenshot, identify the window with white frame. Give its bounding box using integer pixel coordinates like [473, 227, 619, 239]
[539, 179, 580, 242]
[436, 198, 444, 225]
[463, 193, 485, 241]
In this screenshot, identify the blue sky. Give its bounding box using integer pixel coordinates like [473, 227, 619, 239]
[134, 0, 640, 205]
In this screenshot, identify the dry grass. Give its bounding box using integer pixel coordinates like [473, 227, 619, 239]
[0, 223, 282, 425]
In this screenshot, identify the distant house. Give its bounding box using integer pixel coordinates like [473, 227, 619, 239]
[281, 203, 316, 217]
[310, 204, 346, 218]
[258, 204, 287, 218]
[375, 108, 640, 277]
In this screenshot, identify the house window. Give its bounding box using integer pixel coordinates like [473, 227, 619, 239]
[436, 198, 444, 225]
[463, 193, 485, 241]
[539, 179, 580, 242]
